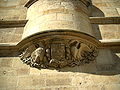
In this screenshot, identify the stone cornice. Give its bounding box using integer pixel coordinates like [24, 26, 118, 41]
[0, 31, 120, 57]
[0, 17, 119, 28]
[0, 41, 120, 57]
[90, 17, 120, 24]
[1, 39, 120, 50]
[24, 0, 91, 8]
[0, 20, 27, 28]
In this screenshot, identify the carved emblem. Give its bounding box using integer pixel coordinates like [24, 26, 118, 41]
[19, 38, 98, 69]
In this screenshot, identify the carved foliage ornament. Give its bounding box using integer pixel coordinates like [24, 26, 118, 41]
[19, 38, 98, 69]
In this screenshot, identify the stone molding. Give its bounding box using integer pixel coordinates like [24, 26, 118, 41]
[24, 0, 91, 8]
[0, 17, 120, 28]
[0, 20, 27, 28]
[90, 17, 120, 24]
[0, 31, 120, 57]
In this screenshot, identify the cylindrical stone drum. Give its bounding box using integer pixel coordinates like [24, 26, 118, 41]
[22, 0, 93, 39]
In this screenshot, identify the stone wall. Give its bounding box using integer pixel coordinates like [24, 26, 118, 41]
[0, 0, 120, 90]
[0, 28, 23, 43]
[0, 0, 27, 20]
[0, 0, 26, 43]
[91, 0, 120, 40]
[0, 50, 120, 90]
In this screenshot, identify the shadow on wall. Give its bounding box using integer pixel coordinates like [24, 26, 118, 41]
[90, 5, 105, 40]
[58, 52, 120, 76]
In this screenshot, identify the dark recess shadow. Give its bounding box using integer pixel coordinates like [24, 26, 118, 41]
[90, 5, 105, 40]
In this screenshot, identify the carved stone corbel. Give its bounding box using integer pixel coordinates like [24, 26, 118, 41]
[19, 37, 98, 69]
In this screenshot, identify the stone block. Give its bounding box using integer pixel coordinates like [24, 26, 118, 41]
[99, 24, 117, 39]
[61, 1, 75, 10]
[46, 74, 71, 86]
[39, 88, 53, 90]
[0, 7, 27, 20]
[27, 13, 57, 21]
[73, 12, 89, 22]
[72, 75, 85, 86]
[39, 69, 59, 74]
[40, 20, 74, 31]
[106, 2, 120, 8]
[96, 49, 115, 65]
[32, 76, 46, 88]
[57, 13, 73, 21]
[104, 84, 120, 90]
[92, 0, 103, 3]
[94, 3, 108, 7]
[0, 67, 17, 76]
[74, 21, 93, 36]
[43, 8, 69, 15]
[30, 68, 41, 75]
[80, 85, 102, 90]
[12, 57, 30, 69]
[0, 28, 23, 43]
[17, 68, 30, 76]
[0, 57, 13, 67]
[0, 0, 27, 7]
[17, 76, 32, 88]
[0, 76, 18, 88]
[18, 75, 46, 88]
[89, 75, 120, 85]
[100, 8, 119, 17]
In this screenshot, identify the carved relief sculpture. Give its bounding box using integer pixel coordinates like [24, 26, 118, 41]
[19, 38, 98, 69]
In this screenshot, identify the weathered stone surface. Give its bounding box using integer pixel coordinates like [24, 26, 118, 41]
[0, 76, 18, 88]
[0, 57, 13, 67]
[12, 57, 30, 69]
[93, 25, 120, 40]
[0, 67, 17, 76]
[17, 68, 30, 76]
[46, 74, 71, 86]
[0, 8, 27, 20]
[0, 28, 24, 43]
[104, 84, 120, 90]
[0, 0, 27, 21]
[92, 0, 120, 17]
[55, 87, 78, 90]
[0, 0, 120, 90]
[18, 75, 45, 88]
[96, 49, 115, 65]
[30, 68, 41, 75]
